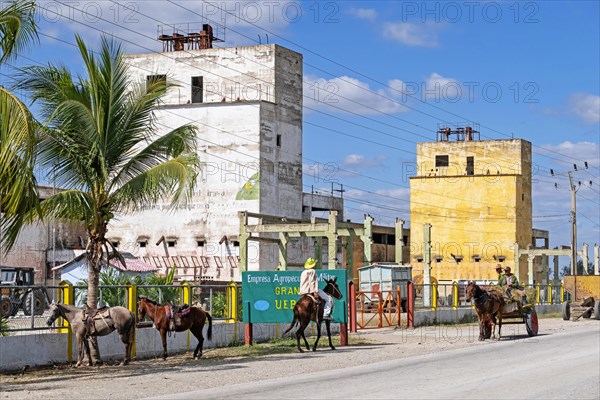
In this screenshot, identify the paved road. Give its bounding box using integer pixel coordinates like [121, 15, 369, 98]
[152, 327, 600, 400]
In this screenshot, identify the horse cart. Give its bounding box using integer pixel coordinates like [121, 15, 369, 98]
[467, 282, 538, 340]
[498, 294, 539, 337]
[561, 275, 600, 321]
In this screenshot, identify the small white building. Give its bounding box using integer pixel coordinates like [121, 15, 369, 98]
[107, 27, 342, 282]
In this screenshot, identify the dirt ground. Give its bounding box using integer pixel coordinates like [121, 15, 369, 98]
[1, 317, 598, 400]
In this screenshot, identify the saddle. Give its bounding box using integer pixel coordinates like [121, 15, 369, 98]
[303, 294, 320, 304]
[83, 306, 109, 336]
[167, 304, 191, 331]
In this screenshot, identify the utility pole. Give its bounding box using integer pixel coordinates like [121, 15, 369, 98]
[568, 172, 577, 276]
[552, 162, 592, 276]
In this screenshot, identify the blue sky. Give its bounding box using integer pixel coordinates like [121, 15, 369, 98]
[3, 1, 599, 262]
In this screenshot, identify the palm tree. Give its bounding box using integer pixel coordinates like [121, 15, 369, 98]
[0, 0, 39, 253]
[20, 35, 200, 312]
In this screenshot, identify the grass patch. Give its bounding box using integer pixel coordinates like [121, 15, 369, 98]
[200, 335, 371, 360]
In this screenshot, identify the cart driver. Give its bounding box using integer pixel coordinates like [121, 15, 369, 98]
[495, 264, 505, 283]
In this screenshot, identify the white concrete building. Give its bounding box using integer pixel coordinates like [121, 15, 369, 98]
[107, 39, 331, 282]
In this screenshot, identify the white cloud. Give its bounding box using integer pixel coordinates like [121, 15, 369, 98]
[347, 8, 378, 22]
[424, 72, 460, 101]
[539, 141, 599, 169]
[382, 22, 439, 47]
[568, 93, 600, 124]
[342, 154, 386, 168]
[304, 75, 409, 116]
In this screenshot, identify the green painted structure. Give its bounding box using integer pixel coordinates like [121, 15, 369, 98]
[242, 270, 347, 323]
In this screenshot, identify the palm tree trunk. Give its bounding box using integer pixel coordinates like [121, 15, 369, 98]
[86, 238, 104, 364]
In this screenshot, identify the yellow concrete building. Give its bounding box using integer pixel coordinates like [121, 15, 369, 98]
[409, 128, 532, 284]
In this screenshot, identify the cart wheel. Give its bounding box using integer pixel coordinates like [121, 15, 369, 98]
[562, 301, 570, 321]
[525, 309, 538, 337]
[594, 300, 600, 320]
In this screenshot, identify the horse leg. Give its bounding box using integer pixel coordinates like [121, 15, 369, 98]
[497, 315, 503, 340]
[325, 320, 335, 350]
[191, 325, 204, 359]
[312, 320, 322, 352]
[119, 322, 133, 366]
[75, 334, 84, 367]
[295, 320, 309, 352]
[477, 319, 485, 341]
[160, 328, 168, 360]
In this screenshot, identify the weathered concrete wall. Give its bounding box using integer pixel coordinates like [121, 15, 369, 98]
[410, 139, 533, 283]
[107, 44, 305, 278]
[0, 321, 339, 371]
[2, 186, 86, 284]
[123, 45, 280, 105]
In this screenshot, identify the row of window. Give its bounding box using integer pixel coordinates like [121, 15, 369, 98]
[435, 155, 474, 176]
[111, 239, 240, 249]
[147, 75, 204, 104]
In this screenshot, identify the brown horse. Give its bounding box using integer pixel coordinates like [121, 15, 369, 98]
[137, 297, 212, 360]
[46, 302, 135, 367]
[465, 282, 504, 341]
[283, 277, 343, 352]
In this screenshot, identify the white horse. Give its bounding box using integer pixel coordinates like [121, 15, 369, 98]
[46, 302, 135, 367]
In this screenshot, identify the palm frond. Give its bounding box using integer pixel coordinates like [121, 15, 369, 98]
[111, 155, 199, 213]
[0, 0, 38, 63]
[110, 124, 198, 191]
[0, 87, 39, 251]
[34, 190, 94, 222]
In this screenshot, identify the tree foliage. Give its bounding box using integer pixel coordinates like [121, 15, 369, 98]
[19, 35, 200, 310]
[0, 0, 40, 252]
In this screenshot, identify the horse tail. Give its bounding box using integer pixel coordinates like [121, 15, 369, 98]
[283, 312, 299, 335]
[206, 312, 213, 341]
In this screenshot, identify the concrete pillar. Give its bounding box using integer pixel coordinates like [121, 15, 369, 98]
[553, 255, 559, 284]
[314, 237, 323, 268]
[278, 232, 288, 271]
[527, 255, 535, 285]
[594, 244, 599, 275]
[327, 212, 338, 270]
[580, 243, 589, 275]
[238, 212, 249, 272]
[347, 231, 355, 283]
[541, 255, 548, 285]
[362, 215, 373, 266]
[395, 219, 404, 264]
[423, 223, 432, 308]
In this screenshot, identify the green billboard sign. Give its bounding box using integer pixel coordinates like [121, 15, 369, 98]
[242, 270, 347, 323]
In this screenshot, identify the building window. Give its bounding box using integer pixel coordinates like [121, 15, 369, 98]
[191, 76, 203, 103]
[167, 240, 176, 248]
[466, 156, 474, 175]
[139, 241, 147, 248]
[435, 155, 449, 168]
[111, 241, 120, 248]
[232, 241, 240, 247]
[197, 240, 205, 247]
[146, 74, 166, 90]
[276, 134, 281, 147]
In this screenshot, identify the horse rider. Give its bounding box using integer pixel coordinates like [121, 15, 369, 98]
[300, 257, 332, 320]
